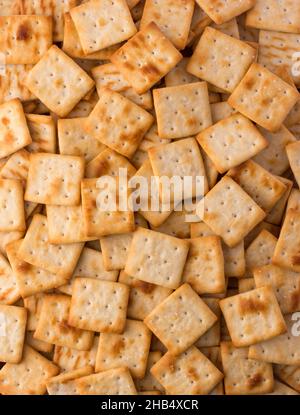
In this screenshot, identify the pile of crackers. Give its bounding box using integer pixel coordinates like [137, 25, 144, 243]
[1, 0, 300, 396]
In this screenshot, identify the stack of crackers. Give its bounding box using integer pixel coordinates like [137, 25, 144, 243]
[1, 0, 300, 396]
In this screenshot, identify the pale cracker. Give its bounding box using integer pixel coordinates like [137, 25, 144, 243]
[265, 177, 293, 225]
[46, 365, 93, 395]
[267, 381, 299, 395]
[0, 251, 20, 304]
[196, 0, 254, 24]
[24, 45, 95, 117]
[195, 298, 221, 348]
[69, 278, 129, 333]
[165, 58, 199, 87]
[26, 331, 53, 354]
[244, 220, 280, 249]
[0, 304, 26, 363]
[100, 233, 133, 271]
[135, 351, 164, 392]
[111, 22, 182, 94]
[238, 278, 256, 294]
[211, 18, 240, 38]
[274, 365, 300, 393]
[151, 209, 190, 239]
[0, 0, 21, 15]
[200, 148, 219, 190]
[286, 142, 300, 189]
[144, 283, 217, 355]
[0, 149, 30, 182]
[220, 286, 287, 347]
[26, 114, 56, 154]
[125, 227, 189, 289]
[23, 293, 47, 331]
[0, 178, 25, 233]
[210, 101, 237, 123]
[187, 27, 256, 93]
[245, 230, 277, 277]
[85, 148, 136, 179]
[0, 64, 35, 104]
[197, 113, 268, 174]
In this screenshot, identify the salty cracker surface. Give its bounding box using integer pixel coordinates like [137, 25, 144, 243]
[26, 114, 56, 154]
[100, 233, 133, 271]
[0, 178, 25, 232]
[244, 230, 277, 277]
[144, 283, 217, 355]
[0, 251, 20, 304]
[46, 365, 93, 395]
[85, 148, 136, 179]
[165, 57, 199, 87]
[0, 304, 26, 363]
[286, 141, 300, 189]
[220, 286, 286, 348]
[196, 0, 255, 25]
[135, 351, 165, 392]
[0, 64, 35, 104]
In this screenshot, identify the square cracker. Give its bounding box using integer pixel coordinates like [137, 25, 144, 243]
[81, 178, 135, 237]
[165, 58, 199, 87]
[111, 22, 182, 94]
[221, 341, 274, 395]
[6, 239, 70, 298]
[18, 214, 84, 278]
[100, 233, 133, 271]
[46, 366, 93, 395]
[249, 314, 300, 365]
[144, 283, 217, 355]
[26, 331, 53, 354]
[286, 142, 300, 189]
[25, 153, 85, 206]
[85, 88, 153, 158]
[135, 351, 165, 392]
[150, 209, 190, 239]
[24, 45, 95, 117]
[0, 99, 32, 158]
[0, 15, 52, 64]
[187, 27, 256, 93]
[245, 230, 277, 277]
[196, 0, 255, 25]
[58, 117, 105, 163]
[152, 83, 212, 139]
[23, 293, 48, 332]
[195, 298, 221, 348]
[0, 345, 59, 395]
[0, 304, 26, 363]
[0, 64, 35, 104]
[70, 0, 136, 54]
[1, 149, 30, 182]
[220, 286, 287, 347]
[197, 113, 268, 174]
[246, 0, 300, 34]
[119, 270, 172, 321]
[26, 114, 56, 154]
[265, 177, 293, 226]
[227, 63, 299, 132]
[182, 236, 225, 295]
[0, 179, 25, 232]
[0, 252, 20, 304]
[75, 367, 137, 395]
[151, 346, 223, 395]
[275, 365, 300, 393]
[85, 148, 136, 179]
[95, 319, 151, 378]
[210, 101, 237, 123]
[125, 227, 189, 289]
[140, 0, 194, 50]
[34, 294, 94, 351]
[227, 160, 287, 213]
[201, 176, 266, 247]
[68, 278, 129, 333]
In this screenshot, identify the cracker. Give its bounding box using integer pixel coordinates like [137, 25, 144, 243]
[182, 236, 225, 295]
[0, 345, 59, 395]
[165, 58, 199, 87]
[267, 380, 299, 395]
[70, 0, 136, 54]
[210, 102, 237, 123]
[227, 160, 287, 212]
[26, 331, 53, 354]
[244, 221, 280, 249]
[23, 293, 47, 331]
[0, 178, 25, 232]
[265, 177, 293, 225]
[69, 278, 129, 333]
[287, 188, 300, 212]
[111, 22, 182, 94]
[100, 233, 133, 271]
[0, 251, 20, 304]
[197, 113, 268, 174]
[211, 18, 240, 38]
[119, 270, 172, 321]
[85, 148, 136, 179]
[25, 153, 84, 206]
[220, 341, 274, 395]
[6, 239, 70, 298]
[0, 304, 26, 363]
[135, 351, 164, 392]
[228, 63, 299, 132]
[26, 114, 56, 154]
[24, 45, 95, 117]
[0, 0, 21, 14]
[238, 278, 256, 294]
[275, 365, 300, 393]
[144, 283, 217, 354]
[220, 286, 287, 347]
[18, 214, 84, 278]
[152, 83, 212, 139]
[0, 149, 30, 182]
[0, 64, 35, 104]
[195, 298, 221, 348]
[202, 176, 266, 247]
[75, 367, 137, 395]
[85, 88, 153, 158]
[286, 142, 300, 188]
[249, 314, 300, 365]
[151, 346, 223, 394]
[151, 209, 190, 239]
[245, 230, 277, 277]
[187, 27, 256, 93]
[46, 366, 93, 395]
[0, 15, 52, 64]
[34, 294, 94, 350]
[196, 0, 254, 24]
[125, 227, 189, 289]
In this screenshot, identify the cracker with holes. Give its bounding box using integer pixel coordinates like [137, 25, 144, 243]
[46, 366, 93, 395]
[34, 294, 94, 350]
[75, 367, 137, 395]
[197, 0, 255, 25]
[69, 278, 129, 333]
[151, 346, 223, 395]
[135, 351, 165, 392]
[220, 286, 286, 347]
[197, 114, 268, 174]
[165, 58, 199, 87]
[0, 304, 26, 363]
[95, 319, 151, 378]
[18, 214, 84, 278]
[24, 46, 94, 117]
[0, 252, 20, 304]
[0, 345, 59, 395]
[202, 176, 266, 247]
[228, 63, 299, 132]
[26, 331, 53, 354]
[1, 149, 30, 182]
[182, 236, 225, 295]
[187, 27, 256, 93]
[210, 102, 237, 123]
[100, 233, 133, 271]
[85, 148, 136, 179]
[151, 209, 190, 239]
[0, 64, 35, 104]
[245, 230, 277, 277]
[152, 83, 212, 139]
[85, 88, 153, 158]
[111, 22, 182, 94]
[220, 341, 274, 395]
[125, 227, 189, 289]
[266, 177, 293, 226]
[25, 153, 84, 206]
[70, 0, 136, 54]
[0, 99, 32, 158]
[0, 15, 52, 64]
[144, 283, 217, 355]
[140, 0, 194, 50]
[0, 178, 25, 232]
[26, 114, 56, 154]
[195, 298, 221, 348]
